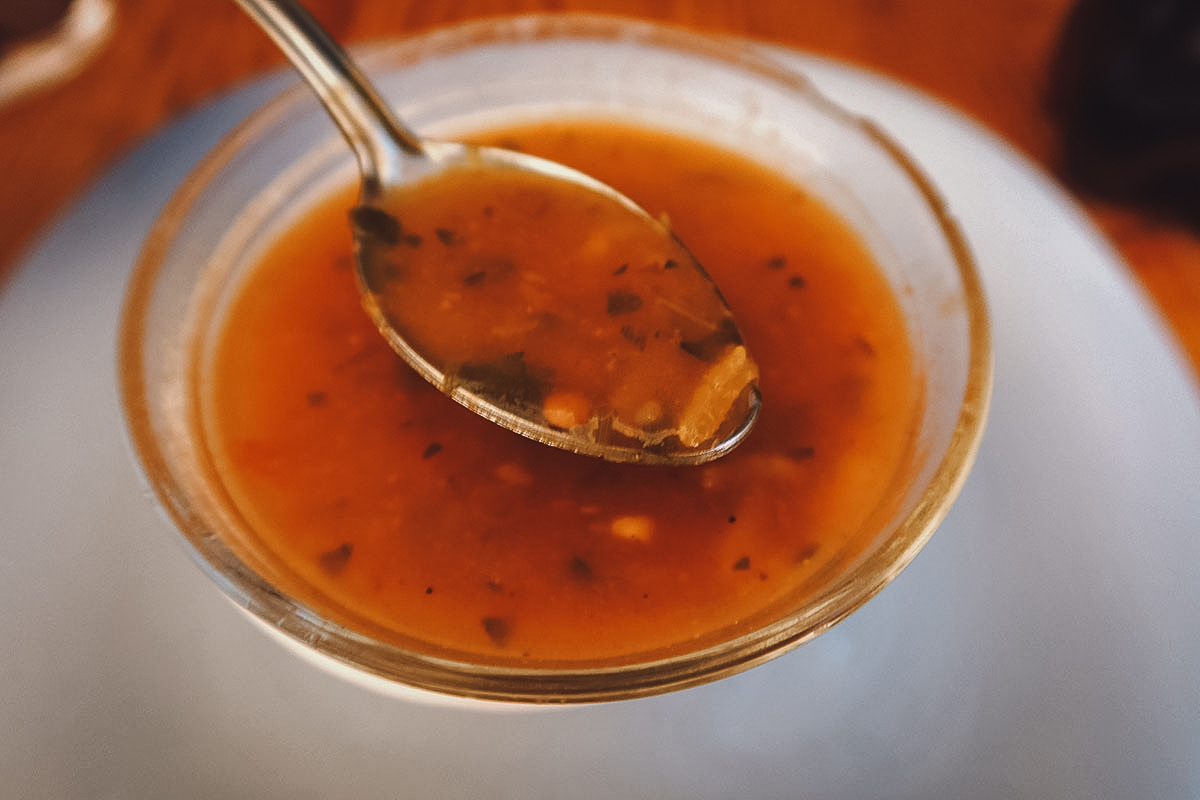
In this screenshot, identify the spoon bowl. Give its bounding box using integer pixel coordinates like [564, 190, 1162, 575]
[237, 0, 760, 464]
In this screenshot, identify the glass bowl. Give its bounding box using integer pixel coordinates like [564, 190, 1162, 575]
[118, 14, 991, 705]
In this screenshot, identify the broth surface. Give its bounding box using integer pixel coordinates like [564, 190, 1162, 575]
[203, 120, 918, 663]
[355, 163, 759, 458]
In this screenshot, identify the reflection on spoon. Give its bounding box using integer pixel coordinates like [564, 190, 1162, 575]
[236, 0, 760, 464]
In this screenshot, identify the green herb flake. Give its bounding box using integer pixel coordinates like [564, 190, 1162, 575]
[482, 616, 511, 646]
[606, 289, 643, 316]
[318, 542, 353, 575]
[348, 206, 401, 247]
[568, 555, 594, 582]
[620, 324, 647, 350]
[460, 255, 514, 288]
[854, 336, 878, 357]
[795, 543, 819, 564]
[680, 317, 741, 362]
[451, 351, 553, 412]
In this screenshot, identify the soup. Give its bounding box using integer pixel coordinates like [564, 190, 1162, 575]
[201, 119, 919, 664]
[352, 161, 760, 460]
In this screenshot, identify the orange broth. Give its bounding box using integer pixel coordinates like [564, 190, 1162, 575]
[354, 164, 759, 457]
[202, 120, 919, 664]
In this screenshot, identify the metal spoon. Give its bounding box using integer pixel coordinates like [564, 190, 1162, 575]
[236, 0, 760, 464]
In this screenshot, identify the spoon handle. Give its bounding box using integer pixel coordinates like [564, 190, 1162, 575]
[234, 0, 423, 193]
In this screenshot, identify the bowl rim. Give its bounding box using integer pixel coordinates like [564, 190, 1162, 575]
[118, 12, 992, 704]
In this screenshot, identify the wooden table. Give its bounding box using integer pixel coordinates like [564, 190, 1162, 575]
[2, 0, 1198, 387]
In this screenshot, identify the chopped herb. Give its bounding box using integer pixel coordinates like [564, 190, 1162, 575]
[422, 442, 443, 459]
[318, 542, 353, 575]
[305, 390, 327, 408]
[481, 616, 511, 646]
[425, 586, 434, 595]
[352, 213, 408, 294]
[767, 255, 787, 270]
[450, 351, 553, 413]
[663, 258, 679, 270]
[788, 274, 807, 289]
[732, 556, 751, 571]
[680, 317, 741, 362]
[728, 515, 737, 524]
[620, 324, 647, 350]
[348, 206, 401, 247]
[854, 336, 877, 357]
[795, 543, 819, 563]
[435, 227, 461, 245]
[568, 555, 594, 581]
[606, 289, 643, 316]
[789, 445, 816, 461]
[613, 263, 629, 276]
[461, 254, 515, 288]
